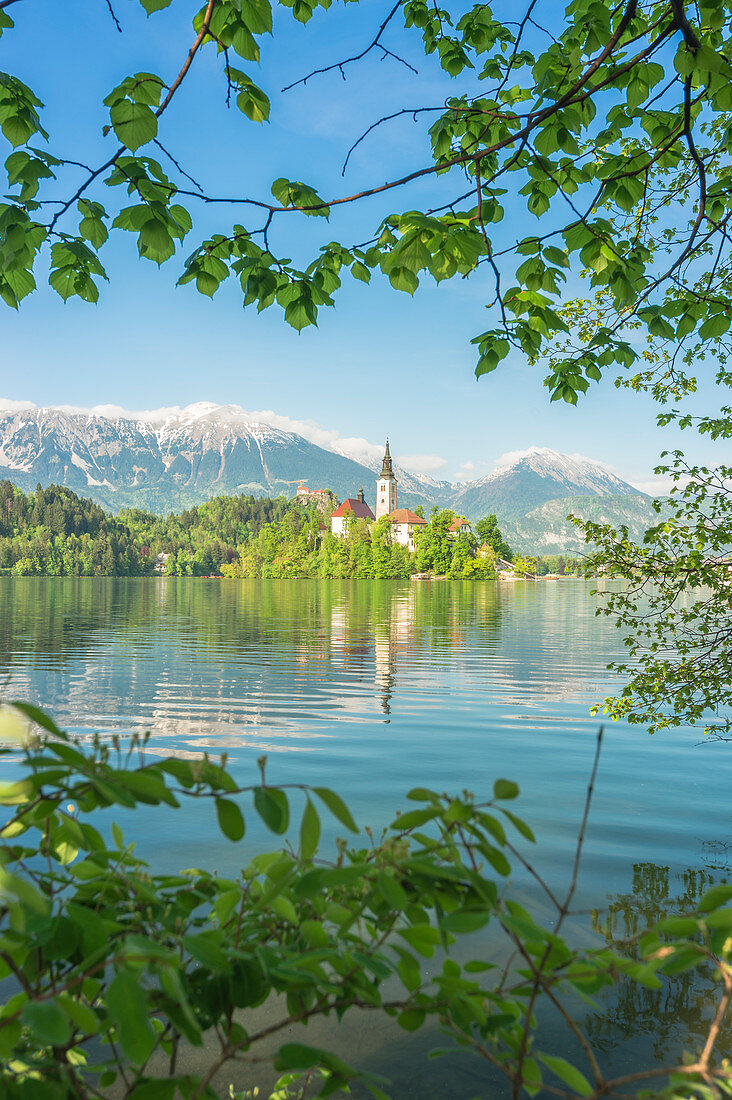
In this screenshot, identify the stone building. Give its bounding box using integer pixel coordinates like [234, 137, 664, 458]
[330, 441, 427, 554]
[330, 489, 375, 537]
[375, 439, 398, 519]
[448, 517, 472, 538]
[294, 484, 334, 514]
[388, 508, 426, 552]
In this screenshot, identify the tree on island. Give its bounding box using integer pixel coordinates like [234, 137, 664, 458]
[475, 514, 513, 562]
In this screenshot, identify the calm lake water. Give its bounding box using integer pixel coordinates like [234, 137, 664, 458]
[0, 577, 729, 1094]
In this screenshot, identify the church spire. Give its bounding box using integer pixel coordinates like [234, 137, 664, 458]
[380, 438, 393, 477]
[376, 437, 398, 520]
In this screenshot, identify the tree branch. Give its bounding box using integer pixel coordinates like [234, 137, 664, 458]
[281, 0, 412, 92]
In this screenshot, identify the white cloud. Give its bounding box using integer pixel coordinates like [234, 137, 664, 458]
[0, 398, 36, 413]
[396, 453, 449, 473]
[460, 460, 475, 471]
[631, 474, 688, 495]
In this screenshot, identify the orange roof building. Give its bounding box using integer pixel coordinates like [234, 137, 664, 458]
[331, 496, 375, 522]
[388, 507, 426, 552]
[389, 508, 426, 526]
[448, 516, 472, 536]
[331, 489, 375, 537]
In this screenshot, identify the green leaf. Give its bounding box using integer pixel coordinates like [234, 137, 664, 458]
[500, 808, 535, 842]
[9, 701, 64, 738]
[236, 83, 270, 124]
[139, 0, 173, 11]
[441, 909, 490, 934]
[406, 787, 438, 801]
[182, 930, 228, 970]
[140, 218, 171, 254]
[538, 1054, 593, 1096]
[130, 1081, 177, 1100]
[253, 787, 290, 834]
[398, 923, 440, 957]
[215, 797, 245, 841]
[699, 312, 731, 340]
[275, 1042, 323, 1071]
[698, 885, 732, 912]
[58, 993, 100, 1036]
[300, 919, 329, 947]
[270, 894, 298, 923]
[22, 999, 71, 1046]
[351, 260, 371, 283]
[493, 778, 519, 800]
[106, 970, 156, 1064]
[313, 787, 358, 833]
[397, 1007, 426, 1031]
[109, 100, 157, 151]
[388, 266, 419, 294]
[299, 797, 320, 860]
[377, 871, 407, 910]
[391, 806, 439, 830]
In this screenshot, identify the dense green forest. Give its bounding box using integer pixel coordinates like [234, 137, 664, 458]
[0, 481, 141, 576]
[0, 480, 581, 578]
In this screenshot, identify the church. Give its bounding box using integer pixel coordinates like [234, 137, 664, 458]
[331, 440, 426, 553]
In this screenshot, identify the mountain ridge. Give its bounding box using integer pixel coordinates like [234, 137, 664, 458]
[0, 401, 653, 549]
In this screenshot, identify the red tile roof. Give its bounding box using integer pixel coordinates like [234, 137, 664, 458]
[449, 517, 471, 531]
[332, 498, 375, 521]
[388, 508, 426, 525]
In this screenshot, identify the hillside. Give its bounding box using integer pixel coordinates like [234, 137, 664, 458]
[502, 493, 662, 554]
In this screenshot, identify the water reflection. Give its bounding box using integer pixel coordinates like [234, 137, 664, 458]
[1, 579, 731, 1096]
[586, 859, 732, 1065]
[0, 578, 507, 746]
[1, 577, 730, 914]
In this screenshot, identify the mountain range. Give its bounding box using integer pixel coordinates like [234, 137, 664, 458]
[0, 401, 658, 552]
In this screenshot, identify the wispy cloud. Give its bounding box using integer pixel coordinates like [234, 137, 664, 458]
[0, 399, 36, 413]
[631, 474, 686, 495]
[396, 453, 449, 473]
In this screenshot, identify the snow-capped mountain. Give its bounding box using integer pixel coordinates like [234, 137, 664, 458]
[0, 402, 388, 512]
[0, 403, 650, 547]
[452, 446, 640, 521]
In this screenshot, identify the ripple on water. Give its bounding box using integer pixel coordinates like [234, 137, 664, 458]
[0, 577, 728, 894]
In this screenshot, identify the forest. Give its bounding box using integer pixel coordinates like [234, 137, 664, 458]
[0, 479, 581, 579]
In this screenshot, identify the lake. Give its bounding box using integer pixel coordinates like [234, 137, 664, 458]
[0, 577, 729, 1095]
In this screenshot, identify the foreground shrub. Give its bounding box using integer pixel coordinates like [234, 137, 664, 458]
[0, 707, 730, 1100]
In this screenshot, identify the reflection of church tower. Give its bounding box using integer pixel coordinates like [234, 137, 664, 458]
[374, 629, 395, 718]
[375, 439, 398, 519]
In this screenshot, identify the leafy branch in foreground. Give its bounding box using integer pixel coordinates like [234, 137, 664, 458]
[572, 451, 732, 740]
[1, 708, 731, 1099]
[2, 1, 732, 397]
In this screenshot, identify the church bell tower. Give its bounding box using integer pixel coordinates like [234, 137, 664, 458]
[376, 438, 398, 519]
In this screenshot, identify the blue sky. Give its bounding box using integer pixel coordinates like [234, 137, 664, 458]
[1, 0, 728, 490]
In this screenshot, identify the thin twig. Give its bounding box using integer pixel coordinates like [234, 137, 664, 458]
[341, 106, 442, 176]
[282, 0, 409, 92]
[152, 139, 205, 194]
[104, 0, 122, 32]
